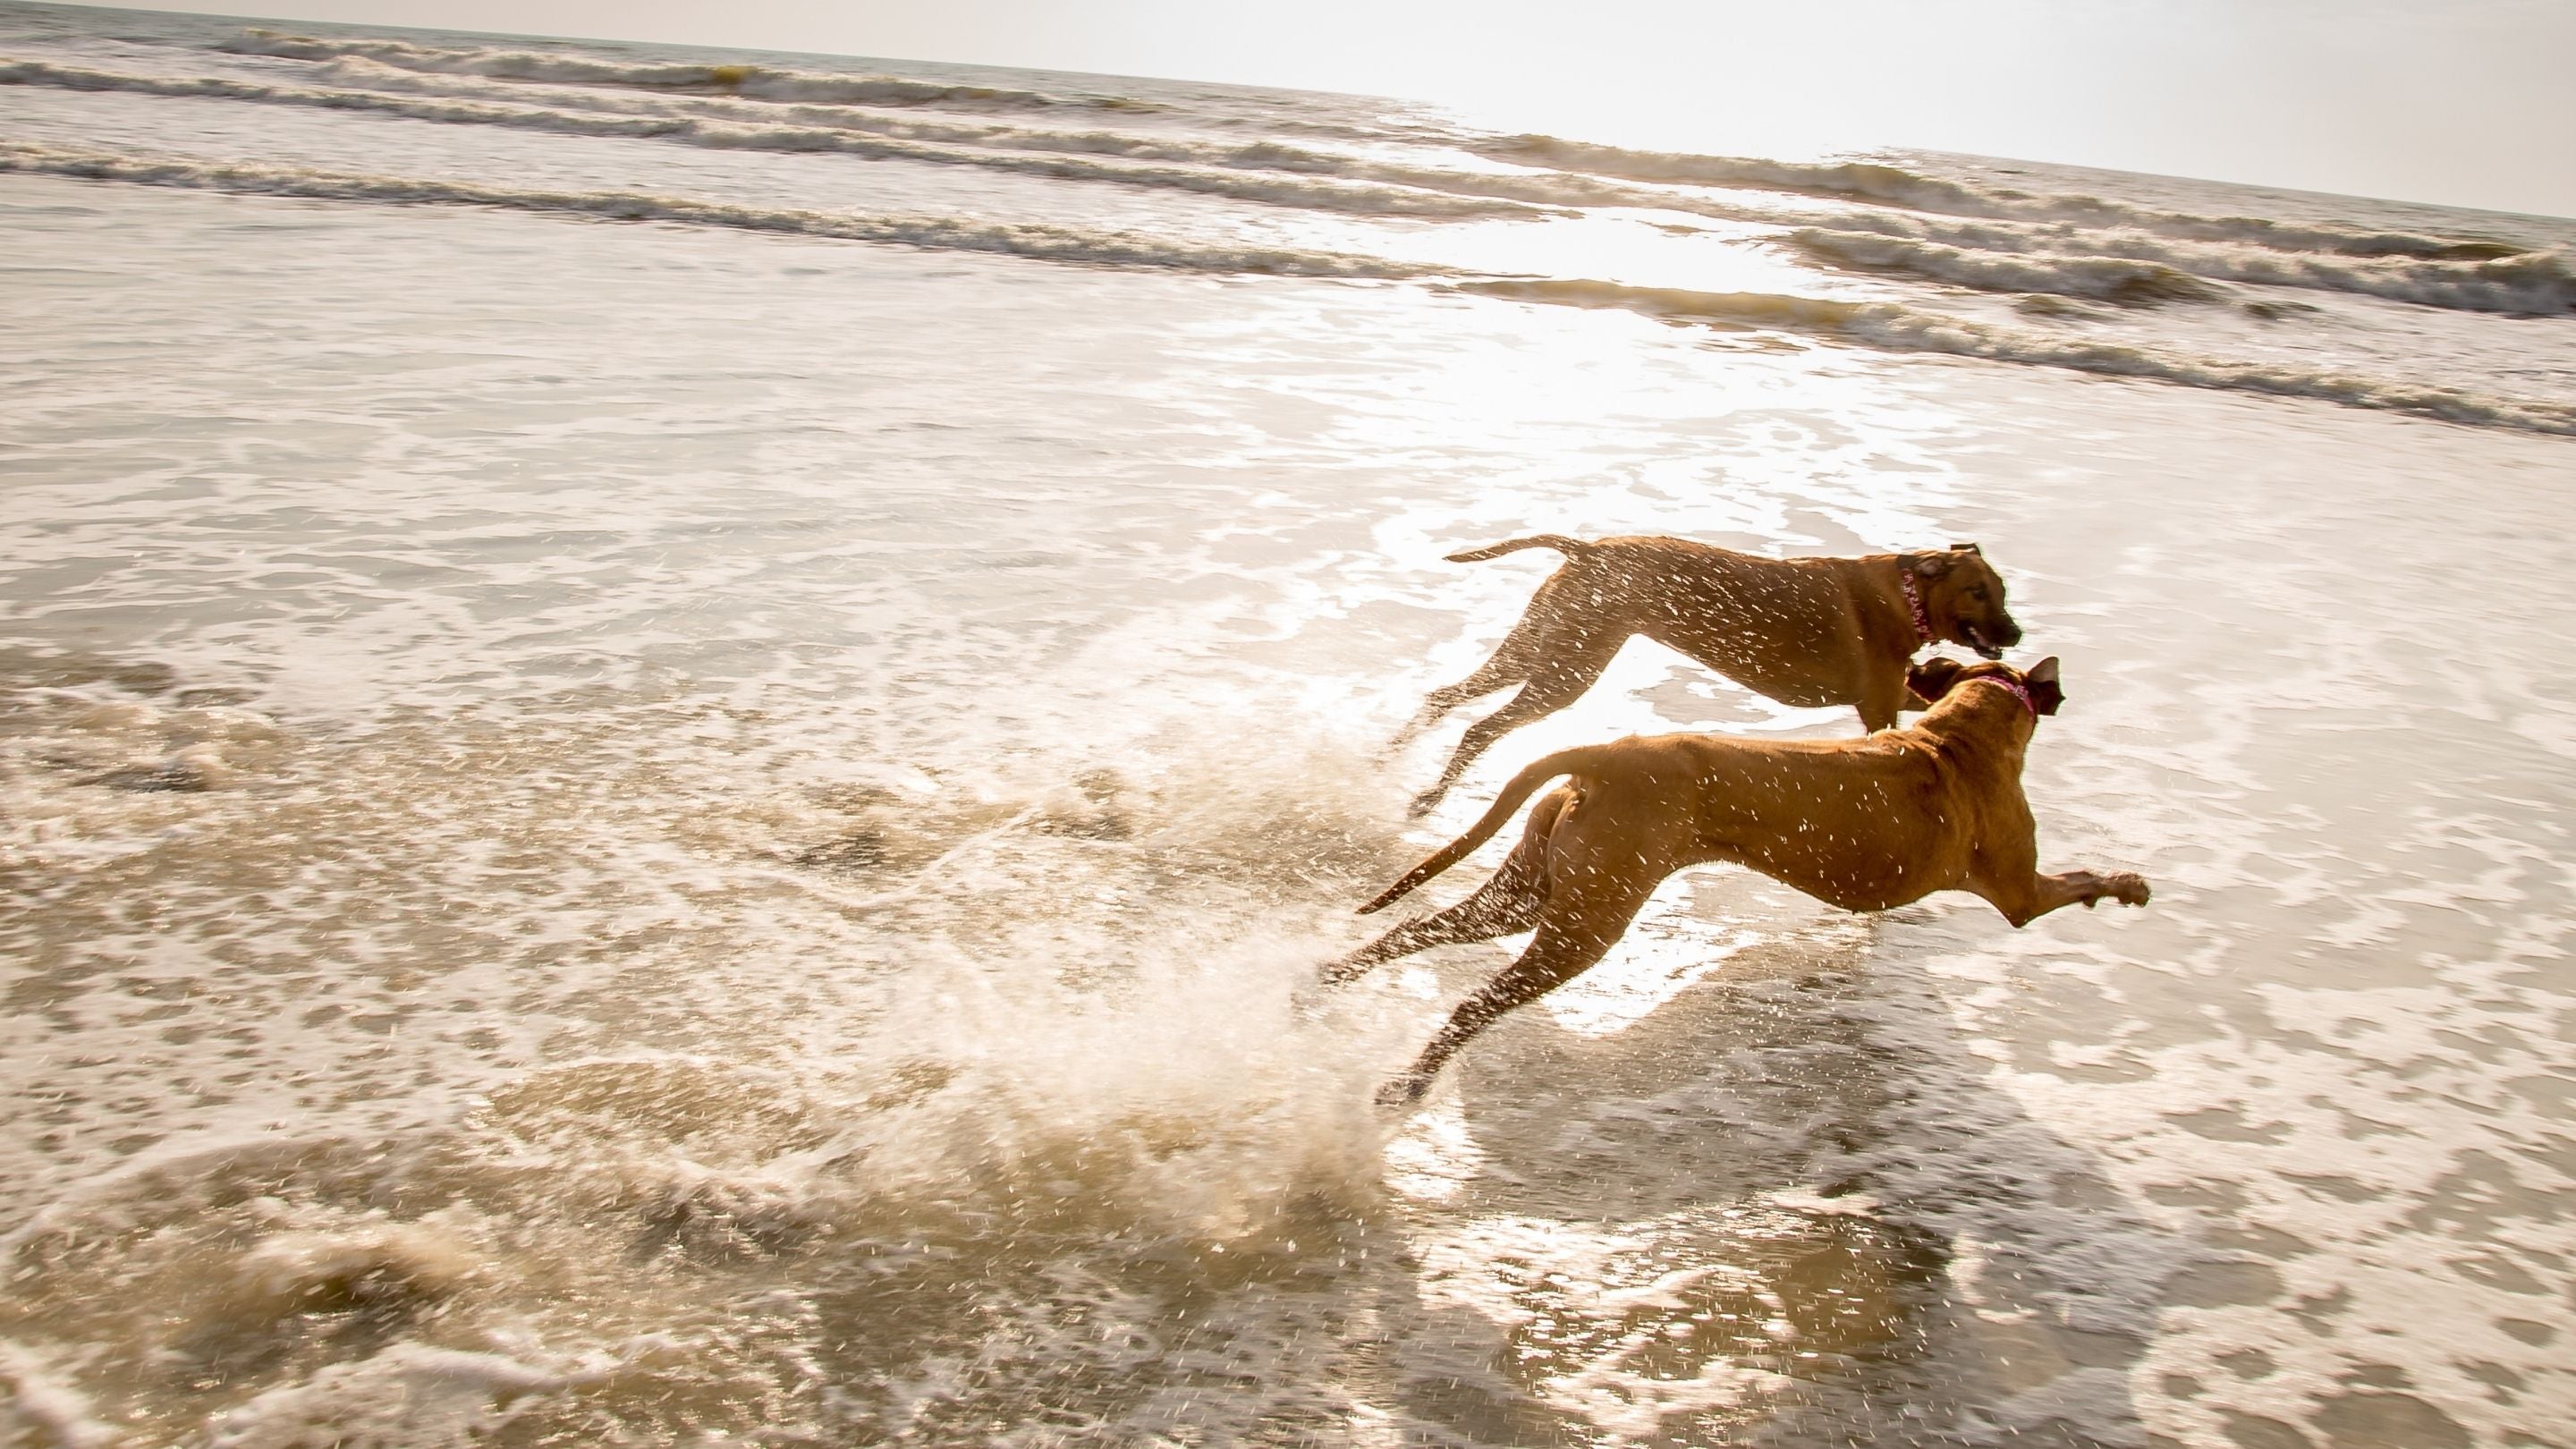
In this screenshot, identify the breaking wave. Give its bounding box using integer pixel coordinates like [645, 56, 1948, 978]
[0, 141, 1430, 279]
[54, 45, 2560, 308]
[1476, 134, 2542, 259]
[3, 52, 1778, 221]
[0, 61, 1539, 221]
[284, 55, 1708, 213]
[1805, 215, 2576, 317]
[1481, 137, 2004, 214]
[216, 28, 1157, 113]
[12, 136, 2567, 439]
[1458, 279, 2576, 437]
[1786, 229, 2227, 308]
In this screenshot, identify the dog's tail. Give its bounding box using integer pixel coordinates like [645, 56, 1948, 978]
[1443, 534, 1592, 565]
[1359, 747, 1610, 915]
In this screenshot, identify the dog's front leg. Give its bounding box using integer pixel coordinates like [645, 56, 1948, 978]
[1979, 868, 2151, 927]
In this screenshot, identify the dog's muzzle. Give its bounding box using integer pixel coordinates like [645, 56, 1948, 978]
[1963, 617, 2021, 660]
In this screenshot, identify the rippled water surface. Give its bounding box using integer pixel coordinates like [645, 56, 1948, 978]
[3, 4, 2572, 1445]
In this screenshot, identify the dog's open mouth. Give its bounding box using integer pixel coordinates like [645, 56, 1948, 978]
[1961, 622, 2007, 660]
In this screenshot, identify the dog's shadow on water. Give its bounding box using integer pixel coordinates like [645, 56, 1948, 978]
[1344, 888, 2182, 1449]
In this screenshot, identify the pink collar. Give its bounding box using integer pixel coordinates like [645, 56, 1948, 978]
[1973, 675, 2037, 717]
[1899, 572, 1935, 646]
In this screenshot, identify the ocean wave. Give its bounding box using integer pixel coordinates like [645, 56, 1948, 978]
[1476, 135, 2538, 260]
[0, 141, 1429, 279]
[1786, 229, 2227, 307]
[216, 28, 1156, 113]
[142, 51, 1774, 221]
[0, 60, 1538, 221]
[90, 29, 2566, 267]
[1481, 136, 2000, 214]
[329, 56, 1690, 207]
[290, 55, 1741, 216]
[0, 54, 1906, 232]
[25, 49, 2563, 279]
[2089, 234, 2576, 317]
[12, 140, 2564, 438]
[1809, 215, 2576, 317]
[16, 55, 2093, 233]
[1792, 222, 2576, 316]
[1456, 279, 2576, 438]
[298, 55, 1258, 154]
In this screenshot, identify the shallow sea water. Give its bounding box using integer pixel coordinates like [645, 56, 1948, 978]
[2, 5, 2572, 1446]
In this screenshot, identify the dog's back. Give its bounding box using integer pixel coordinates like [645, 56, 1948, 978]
[1399, 533, 2021, 813]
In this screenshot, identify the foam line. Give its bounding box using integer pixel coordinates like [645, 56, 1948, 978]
[0, 140, 1430, 278]
[216, 28, 1152, 114]
[1459, 278, 2576, 437]
[1474, 134, 2541, 258]
[1795, 219, 2575, 317]
[0, 60, 1540, 220]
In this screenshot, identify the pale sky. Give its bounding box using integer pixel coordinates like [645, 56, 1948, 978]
[80, 0, 2576, 216]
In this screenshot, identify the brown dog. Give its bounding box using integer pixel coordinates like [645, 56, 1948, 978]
[1394, 536, 2023, 814]
[1336, 656, 2147, 1107]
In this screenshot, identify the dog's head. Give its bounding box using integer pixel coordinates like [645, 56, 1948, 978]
[1907, 655, 2063, 717]
[1911, 543, 2021, 660]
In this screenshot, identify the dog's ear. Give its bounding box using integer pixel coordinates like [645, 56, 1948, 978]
[1907, 657, 1966, 701]
[2022, 656, 2063, 716]
[1912, 554, 1951, 579]
[1948, 541, 1983, 555]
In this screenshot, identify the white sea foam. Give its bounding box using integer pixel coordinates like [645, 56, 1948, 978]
[1799, 216, 2576, 316]
[1477, 133, 2543, 258]
[216, 27, 1154, 114]
[23, 50, 2555, 309]
[1479, 136, 2015, 215]
[10, 137, 2564, 439]
[0, 60, 1538, 219]
[205, 1341, 653, 1449]
[0, 1340, 114, 1449]
[1787, 227, 2229, 307]
[1459, 278, 2576, 436]
[0, 140, 1429, 277]
[265, 54, 1777, 214]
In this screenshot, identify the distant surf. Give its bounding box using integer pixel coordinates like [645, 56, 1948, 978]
[5, 118, 2566, 436]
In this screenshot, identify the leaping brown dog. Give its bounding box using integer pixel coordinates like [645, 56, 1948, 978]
[1335, 656, 2148, 1108]
[1394, 536, 2023, 814]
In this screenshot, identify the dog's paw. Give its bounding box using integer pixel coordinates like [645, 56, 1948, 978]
[1374, 1072, 1432, 1112]
[2106, 873, 2150, 908]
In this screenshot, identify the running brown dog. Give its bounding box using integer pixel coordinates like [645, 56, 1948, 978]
[1335, 656, 2148, 1107]
[1394, 536, 2023, 815]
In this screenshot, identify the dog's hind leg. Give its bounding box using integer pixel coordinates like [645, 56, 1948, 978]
[1392, 564, 1614, 750]
[1377, 872, 1658, 1107]
[1392, 667, 1513, 750]
[1318, 789, 1571, 987]
[1391, 596, 1566, 750]
[1411, 629, 1623, 816]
